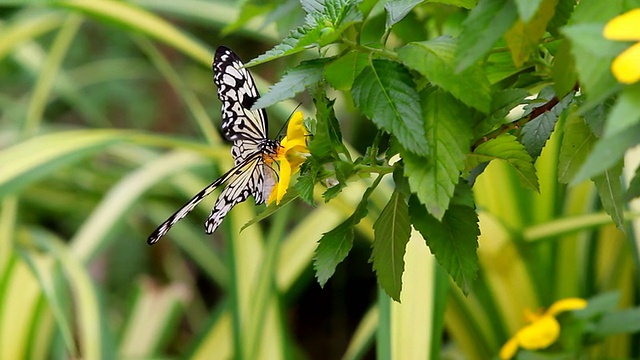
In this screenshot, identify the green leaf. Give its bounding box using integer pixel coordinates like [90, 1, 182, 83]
[456, 0, 517, 72]
[552, 39, 578, 98]
[562, 23, 628, 101]
[403, 89, 473, 220]
[603, 84, 640, 138]
[314, 177, 376, 286]
[504, 0, 558, 67]
[0, 130, 133, 198]
[593, 308, 640, 336]
[521, 91, 574, 159]
[351, 59, 427, 156]
[467, 134, 540, 192]
[572, 122, 640, 184]
[558, 109, 597, 184]
[371, 190, 411, 302]
[547, 0, 575, 36]
[409, 197, 479, 295]
[514, 0, 543, 22]
[398, 37, 492, 113]
[295, 166, 317, 205]
[55, 0, 211, 66]
[248, 0, 362, 66]
[428, 0, 476, 8]
[310, 92, 349, 160]
[324, 51, 368, 91]
[576, 123, 640, 181]
[625, 165, 640, 201]
[253, 59, 329, 109]
[570, 0, 625, 23]
[314, 219, 356, 287]
[592, 161, 625, 230]
[474, 88, 529, 136]
[384, 0, 423, 28]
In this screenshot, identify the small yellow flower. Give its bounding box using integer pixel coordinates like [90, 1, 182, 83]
[268, 111, 310, 205]
[603, 9, 640, 84]
[499, 298, 587, 360]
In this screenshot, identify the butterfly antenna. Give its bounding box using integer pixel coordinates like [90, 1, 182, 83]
[276, 103, 303, 139]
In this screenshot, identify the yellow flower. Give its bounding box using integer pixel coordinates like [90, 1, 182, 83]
[499, 298, 587, 360]
[603, 9, 640, 84]
[267, 111, 310, 205]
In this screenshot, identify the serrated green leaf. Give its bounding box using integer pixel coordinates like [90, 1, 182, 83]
[562, 23, 628, 100]
[247, 26, 322, 67]
[384, 0, 423, 28]
[248, 0, 362, 66]
[467, 134, 540, 192]
[398, 38, 491, 113]
[324, 51, 368, 91]
[552, 39, 578, 98]
[558, 109, 596, 184]
[314, 219, 355, 287]
[456, 0, 517, 72]
[403, 89, 473, 220]
[570, 0, 625, 24]
[514, 0, 544, 22]
[310, 92, 349, 160]
[253, 59, 329, 109]
[351, 59, 427, 156]
[505, 0, 558, 67]
[314, 177, 376, 286]
[547, 0, 575, 35]
[371, 190, 411, 302]
[409, 197, 479, 295]
[295, 167, 317, 205]
[521, 91, 574, 159]
[592, 161, 625, 230]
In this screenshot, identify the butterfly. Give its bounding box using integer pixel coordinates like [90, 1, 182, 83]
[147, 46, 280, 245]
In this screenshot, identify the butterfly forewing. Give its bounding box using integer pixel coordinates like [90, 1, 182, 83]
[147, 46, 280, 245]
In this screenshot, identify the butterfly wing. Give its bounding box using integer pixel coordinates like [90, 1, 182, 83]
[147, 162, 241, 244]
[214, 46, 268, 165]
[147, 47, 277, 244]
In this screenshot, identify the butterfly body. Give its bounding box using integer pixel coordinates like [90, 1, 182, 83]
[147, 47, 279, 245]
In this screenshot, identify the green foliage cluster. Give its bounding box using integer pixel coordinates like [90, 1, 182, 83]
[2, 0, 640, 359]
[246, 0, 640, 301]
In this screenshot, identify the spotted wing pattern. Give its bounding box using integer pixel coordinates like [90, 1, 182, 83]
[147, 47, 278, 245]
[214, 46, 268, 165]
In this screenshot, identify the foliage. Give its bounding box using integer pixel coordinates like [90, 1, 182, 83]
[1, 0, 640, 359]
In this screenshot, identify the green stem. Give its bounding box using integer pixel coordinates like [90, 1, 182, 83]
[245, 205, 291, 360]
[523, 211, 640, 242]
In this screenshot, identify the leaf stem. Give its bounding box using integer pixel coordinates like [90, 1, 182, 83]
[471, 82, 579, 150]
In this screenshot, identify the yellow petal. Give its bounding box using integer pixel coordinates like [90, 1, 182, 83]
[274, 159, 292, 205]
[546, 298, 588, 316]
[499, 336, 520, 360]
[612, 42, 640, 84]
[286, 111, 307, 140]
[604, 9, 640, 41]
[516, 315, 560, 350]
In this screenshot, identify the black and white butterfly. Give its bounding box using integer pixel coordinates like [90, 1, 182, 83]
[147, 46, 280, 245]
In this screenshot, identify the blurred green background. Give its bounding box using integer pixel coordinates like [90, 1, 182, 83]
[1, 1, 639, 359]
